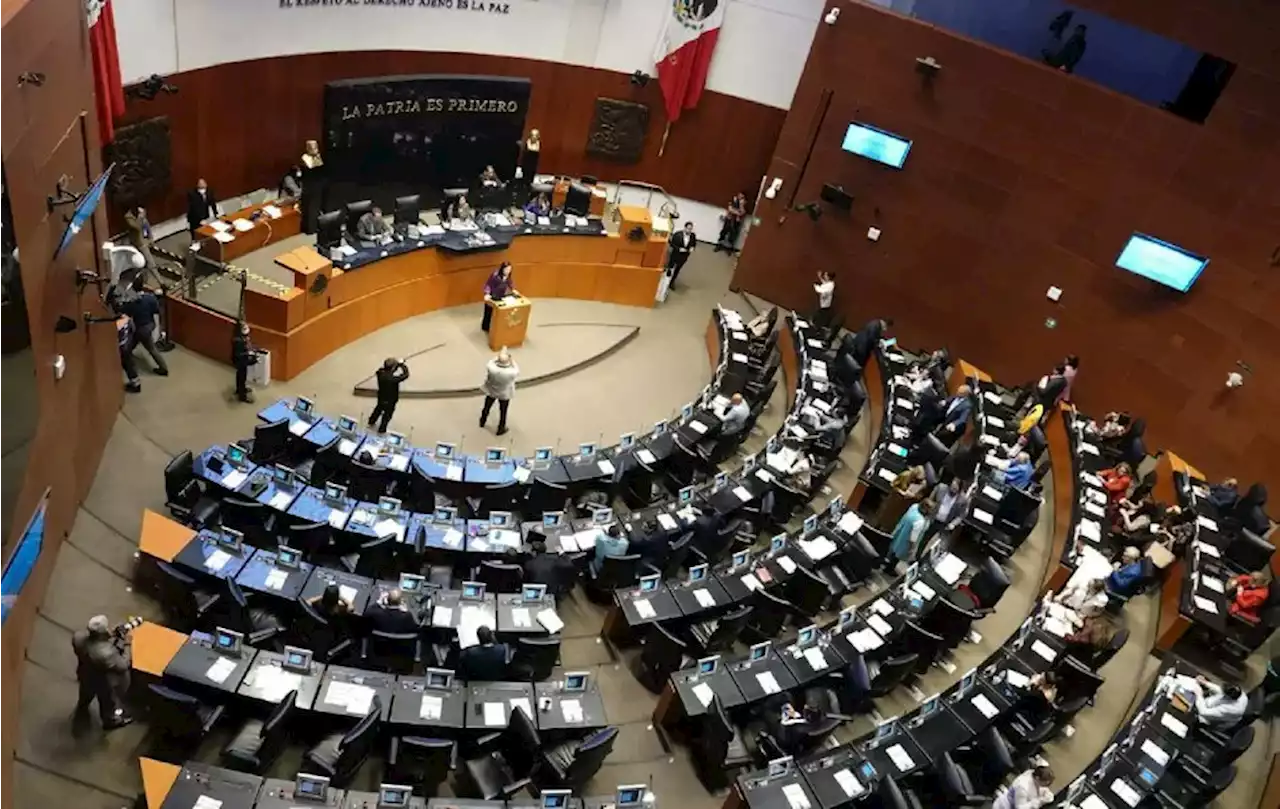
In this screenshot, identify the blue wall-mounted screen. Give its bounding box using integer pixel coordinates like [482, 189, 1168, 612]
[841, 122, 912, 169]
[1115, 233, 1208, 292]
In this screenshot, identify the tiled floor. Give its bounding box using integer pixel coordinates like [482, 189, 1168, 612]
[12, 246, 1274, 809]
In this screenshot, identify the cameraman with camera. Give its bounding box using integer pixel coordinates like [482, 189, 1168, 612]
[71, 614, 139, 731]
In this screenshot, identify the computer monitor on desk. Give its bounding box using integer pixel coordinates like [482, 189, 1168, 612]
[564, 671, 590, 692]
[283, 645, 313, 674]
[638, 574, 660, 594]
[542, 789, 571, 809]
[336, 415, 358, 435]
[522, 583, 547, 604]
[227, 443, 249, 468]
[276, 546, 301, 569]
[399, 573, 425, 594]
[485, 447, 506, 464]
[543, 511, 564, 528]
[434, 442, 455, 461]
[295, 773, 330, 802]
[461, 581, 486, 600]
[378, 784, 413, 807]
[324, 482, 347, 504]
[214, 627, 244, 657]
[425, 668, 454, 690]
[748, 641, 770, 663]
[434, 506, 456, 525]
[214, 527, 244, 554]
[294, 396, 315, 419]
[616, 784, 648, 808]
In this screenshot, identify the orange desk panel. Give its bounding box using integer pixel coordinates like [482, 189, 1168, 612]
[140, 758, 181, 809]
[131, 621, 188, 677]
[139, 509, 197, 563]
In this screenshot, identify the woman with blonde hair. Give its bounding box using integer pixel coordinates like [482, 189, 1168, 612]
[480, 348, 519, 436]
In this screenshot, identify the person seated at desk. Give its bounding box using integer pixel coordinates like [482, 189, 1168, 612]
[1208, 477, 1240, 511]
[717, 393, 750, 437]
[1191, 676, 1248, 727]
[367, 588, 420, 634]
[1055, 577, 1108, 619]
[590, 524, 629, 576]
[1016, 671, 1060, 725]
[760, 694, 816, 756]
[884, 499, 934, 574]
[309, 583, 353, 620]
[1000, 452, 1035, 490]
[807, 407, 850, 449]
[355, 448, 377, 466]
[1098, 462, 1133, 506]
[1063, 613, 1117, 666]
[356, 204, 393, 243]
[459, 626, 509, 681]
[891, 465, 930, 499]
[1106, 546, 1146, 596]
[524, 540, 576, 593]
[1232, 483, 1270, 536]
[775, 441, 815, 490]
[627, 520, 671, 565]
[278, 165, 303, 201]
[1115, 493, 1164, 538]
[522, 192, 550, 220]
[1227, 570, 1271, 621]
[480, 165, 502, 187]
[1090, 410, 1131, 442]
[449, 194, 475, 222]
[993, 765, 1055, 809]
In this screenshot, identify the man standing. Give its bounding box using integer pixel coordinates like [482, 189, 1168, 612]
[117, 314, 141, 393]
[123, 205, 155, 269]
[666, 220, 697, 287]
[231, 320, 257, 404]
[369, 357, 410, 433]
[186, 178, 219, 234]
[71, 615, 133, 731]
[121, 275, 168, 375]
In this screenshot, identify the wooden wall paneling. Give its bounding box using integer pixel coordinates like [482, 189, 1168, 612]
[734, 2, 1280, 495]
[112, 53, 786, 230]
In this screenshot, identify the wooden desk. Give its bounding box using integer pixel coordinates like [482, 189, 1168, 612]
[139, 509, 197, 563]
[487, 295, 531, 350]
[169, 232, 666, 382]
[1153, 451, 1200, 652]
[139, 758, 181, 809]
[550, 178, 607, 216]
[1042, 405, 1077, 594]
[848, 354, 885, 511]
[956, 359, 993, 384]
[195, 200, 301, 263]
[131, 621, 188, 677]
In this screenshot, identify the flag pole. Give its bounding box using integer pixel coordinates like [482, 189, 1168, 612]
[658, 122, 672, 158]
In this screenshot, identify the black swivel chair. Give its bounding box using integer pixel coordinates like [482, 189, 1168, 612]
[867, 653, 919, 702]
[687, 604, 754, 656]
[147, 683, 225, 747]
[932, 752, 988, 807]
[477, 560, 524, 593]
[957, 726, 1016, 795]
[303, 698, 382, 786]
[291, 597, 354, 663]
[308, 437, 344, 489]
[585, 554, 641, 602]
[876, 771, 923, 809]
[386, 737, 454, 797]
[508, 635, 561, 681]
[816, 532, 879, 598]
[957, 556, 1010, 610]
[540, 726, 619, 788]
[218, 578, 284, 647]
[693, 698, 753, 791]
[165, 451, 221, 526]
[1225, 529, 1275, 575]
[393, 195, 422, 228]
[345, 199, 373, 236]
[477, 481, 523, 516]
[349, 460, 389, 503]
[407, 464, 437, 513]
[1154, 763, 1236, 808]
[1175, 724, 1254, 784]
[461, 706, 541, 800]
[220, 495, 279, 550]
[635, 622, 688, 693]
[893, 620, 945, 673]
[563, 183, 592, 217]
[249, 419, 291, 464]
[922, 595, 987, 653]
[153, 560, 220, 629]
[649, 532, 694, 580]
[361, 630, 424, 675]
[1088, 626, 1129, 669]
[784, 566, 834, 618]
[742, 588, 799, 644]
[526, 478, 570, 518]
[316, 210, 346, 250]
[221, 690, 297, 773]
[288, 520, 332, 559]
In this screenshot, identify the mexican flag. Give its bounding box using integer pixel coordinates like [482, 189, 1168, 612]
[653, 0, 725, 122]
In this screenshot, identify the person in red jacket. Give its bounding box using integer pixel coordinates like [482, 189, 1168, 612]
[1228, 570, 1271, 621]
[1098, 462, 1133, 506]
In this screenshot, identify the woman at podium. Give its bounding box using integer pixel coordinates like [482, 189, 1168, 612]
[481, 262, 518, 332]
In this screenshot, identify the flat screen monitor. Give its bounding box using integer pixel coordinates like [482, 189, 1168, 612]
[543, 511, 563, 527]
[214, 627, 244, 656]
[336, 415, 357, 433]
[378, 784, 413, 807]
[425, 667, 453, 689]
[542, 790, 571, 809]
[697, 655, 719, 675]
[295, 773, 330, 801]
[324, 482, 347, 503]
[564, 671, 589, 691]
[399, 573, 425, 593]
[54, 164, 115, 259]
[227, 443, 249, 467]
[485, 447, 506, 463]
[522, 583, 546, 603]
[749, 641, 770, 661]
[638, 574, 660, 593]
[461, 581, 485, 600]
[1115, 233, 1208, 292]
[435, 506, 456, 524]
[841, 122, 912, 169]
[534, 446, 553, 462]
[276, 546, 301, 569]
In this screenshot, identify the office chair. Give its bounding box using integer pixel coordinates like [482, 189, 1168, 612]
[867, 653, 919, 700]
[816, 533, 879, 596]
[635, 622, 689, 692]
[693, 698, 753, 791]
[957, 726, 1015, 795]
[385, 737, 453, 797]
[1088, 626, 1128, 669]
[784, 566, 833, 617]
[303, 698, 382, 786]
[1153, 763, 1235, 808]
[220, 495, 279, 549]
[687, 604, 753, 657]
[165, 451, 221, 527]
[218, 578, 284, 646]
[361, 630, 424, 675]
[461, 706, 541, 799]
[146, 683, 225, 746]
[1225, 528, 1275, 574]
[221, 689, 297, 773]
[561, 183, 592, 217]
[348, 460, 389, 503]
[526, 478, 570, 517]
[768, 482, 809, 524]
[875, 771, 922, 809]
[931, 752, 988, 807]
[153, 560, 220, 629]
[344, 199, 373, 235]
[315, 209, 346, 249]
[584, 553, 641, 603]
[508, 635, 561, 681]
[1175, 724, 1254, 783]
[922, 595, 987, 652]
[476, 560, 524, 593]
[476, 481, 522, 516]
[249, 419, 291, 464]
[354, 534, 396, 578]
[407, 463, 436, 513]
[540, 726, 618, 788]
[291, 597, 354, 663]
[956, 556, 1010, 610]
[893, 620, 945, 673]
[307, 437, 344, 489]
[287, 520, 332, 559]
[742, 588, 799, 644]
[647, 532, 693, 580]
[393, 194, 422, 227]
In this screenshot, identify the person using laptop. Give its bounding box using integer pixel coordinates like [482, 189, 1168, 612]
[367, 588, 419, 634]
[458, 626, 509, 681]
[590, 524, 629, 576]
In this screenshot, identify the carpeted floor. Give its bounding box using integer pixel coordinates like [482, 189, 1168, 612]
[11, 246, 1274, 809]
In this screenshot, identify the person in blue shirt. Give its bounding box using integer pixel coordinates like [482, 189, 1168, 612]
[591, 523, 630, 575]
[1001, 452, 1034, 489]
[1106, 546, 1145, 596]
[523, 192, 550, 220]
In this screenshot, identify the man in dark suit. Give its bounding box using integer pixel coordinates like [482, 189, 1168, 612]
[368, 357, 410, 433]
[666, 220, 697, 286]
[940, 384, 973, 436]
[523, 540, 577, 597]
[459, 626, 509, 681]
[848, 318, 893, 367]
[186, 178, 219, 234]
[366, 589, 420, 634]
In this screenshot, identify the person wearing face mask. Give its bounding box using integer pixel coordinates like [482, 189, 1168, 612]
[278, 165, 303, 201]
[186, 178, 219, 234]
[231, 320, 259, 404]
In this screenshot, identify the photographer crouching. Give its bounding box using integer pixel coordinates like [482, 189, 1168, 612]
[71, 614, 141, 732]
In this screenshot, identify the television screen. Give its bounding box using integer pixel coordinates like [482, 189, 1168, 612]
[841, 123, 911, 169]
[54, 164, 114, 259]
[1115, 233, 1208, 292]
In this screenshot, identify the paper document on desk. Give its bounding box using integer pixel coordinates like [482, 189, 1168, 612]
[877, 467, 898, 483]
[803, 647, 829, 671]
[222, 469, 248, 489]
[1080, 796, 1109, 809]
[1084, 501, 1106, 519]
[432, 606, 454, 627]
[512, 466, 531, 483]
[1042, 616, 1071, 638]
[206, 657, 237, 684]
[971, 693, 998, 718]
[886, 744, 915, 772]
[560, 698, 584, 723]
[637, 449, 656, 465]
[633, 598, 656, 619]
[693, 588, 716, 608]
[207, 220, 231, 233]
[289, 420, 311, 436]
[838, 511, 864, 535]
[910, 580, 935, 601]
[441, 528, 463, 548]
[851, 628, 883, 652]
[264, 568, 289, 591]
[488, 529, 521, 550]
[387, 454, 409, 472]
[1004, 670, 1029, 689]
[337, 438, 357, 456]
[1192, 595, 1218, 614]
[596, 459, 615, 476]
[420, 694, 443, 720]
[249, 666, 302, 702]
[232, 218, 254, 232]
[1079, 442, 1100, 456]
[445, 464, 463, 481]
[983, 391, 1001, 405]
[871, 599, 895, 616]
[1197, 515, 1219, 532]
[757, 671, 781, 694]
[1194, 541, 1220, 558]
[801, 536, 837, 561]
[1079, 519, 1101, 542]
[374, 519, 404, 540]
[656, 513, 677, 532]
[572, 530, 598, 550]
[194, 797, 224, 809]
[781, 784, 810, 809]
[833, 769, 865, 798]
[935, 553, 966, 585]
[1030, 640, 1057, 662]
[986, 415, 1006, 429]
[328, 508, 349, 529]
[510, 697, 533, 720]
[692, 682, 715, 707]
[1200, 576, 1224, 593]
[895, 398, 915, 411]
[1160, 711, 1188, 737]
[689, 420, 708, 435]
[457, 606, 496, 648]
[776, 556, 797, 574]
[972, 508, 994, 525]
[979, 434, 999, 447]
[211, 230, 235, 243]
[205, 549, 232, 572]
[740, 573, 763, 592]
[537, 608, 564, 633]
[867, 614, 893, 637]
[733, 485, 752, 502]
[731, 352, 749, 363]
[1141, 739, 1170, 766]
[1080, 471, 1103, 487]
[557, 534, 580, 553]
[511, 607, 531, 628]
[1110, 778, 1140, 807]
[269, 490, 293, 510]
[981, 485, 1004, 502]
[483, 702, 506, 726]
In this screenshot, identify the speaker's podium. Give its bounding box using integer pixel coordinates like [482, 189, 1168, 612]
[486, 295, 531, 350]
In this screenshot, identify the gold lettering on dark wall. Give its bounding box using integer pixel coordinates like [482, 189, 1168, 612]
[341, 97, 520, 119]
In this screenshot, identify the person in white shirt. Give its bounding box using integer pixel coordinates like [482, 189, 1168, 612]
[813, 271, 835, 326]
[993, 765, 1054, 809]
[1193, 677, 1248, 726]
[479, 348, 519, 436]
[719, 393, 750, 436]
[1054, 576, 1108, 620]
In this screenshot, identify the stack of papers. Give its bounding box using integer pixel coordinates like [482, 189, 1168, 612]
[326, 681, 375, 715]
[637, 449, 657, 465]
[802, 646, 829, 670]
[934, 553, 966, 585]
[510, 607, 532, 628]
[1030, 640, 1057, 662]
[850, 628, 883, 652]
[560, 698, 584, 723]
[420, 694, 443, 720]
[328, 508, 349, 529]
[1160, 712, 1188, 737]
[264, 569, 289, 591]
[232, 218, 254, 232]
[838, 511, 864, 535]
[799, 536, 837, 561]
[740, 572, 763, 592]
[288, 419, 311, 436]
[537, 608, 564, 633]
[886, 744, 915, 771]
[982, 485, 1004, 501]
[733, 485, 753, 502]
[262, 205, 282, 219]
[432, 606, 454, 627]
[388, 454, 410, 472]
[207, 220, 231, 233]
[867, 614, 893, 636]
[213, 232, 235, 243]
[1192, 595, 1219, 614]
[877, 467, 899, 483]
[444, 465, 463, 481]
[206, 657, 237, 684]
[656, 513, 678, 532]
[1196, 515, 1219, 532]
[206, 549, 232, 572]
[776, 556, 797, 574]
[374, 518, 404, 540]
[457, 606, 496, 648]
